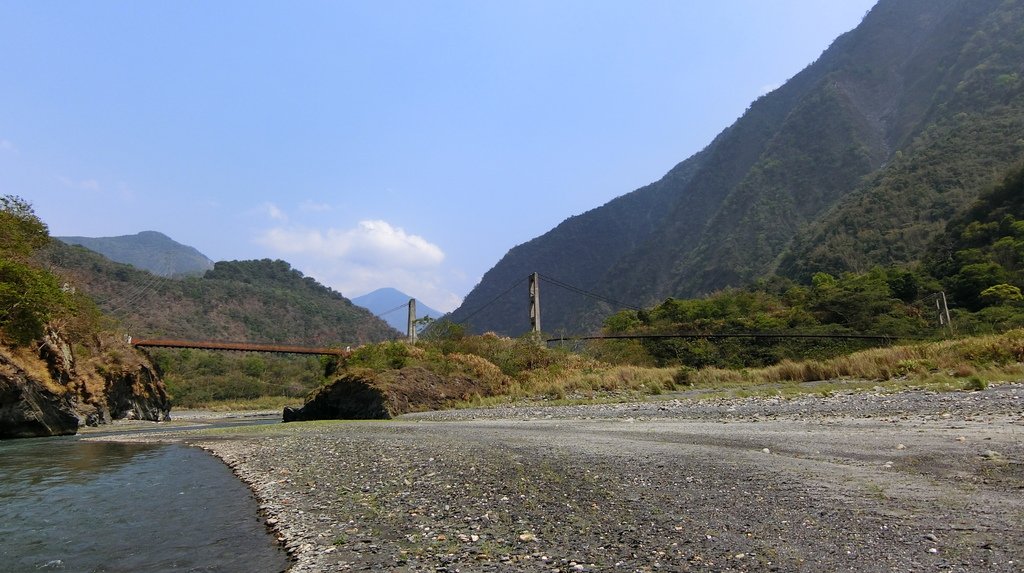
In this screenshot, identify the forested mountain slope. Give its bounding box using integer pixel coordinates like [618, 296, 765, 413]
[448, 0, 1024, 336]
[58, 231, 215, 277]
[37, 241, 397, 345]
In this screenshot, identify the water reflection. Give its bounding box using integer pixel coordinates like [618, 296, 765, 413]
[0, 438, 158, 491]
[0, 438, 288, 573]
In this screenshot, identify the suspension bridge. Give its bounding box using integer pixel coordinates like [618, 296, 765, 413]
[128, 272, 944, 354]
[130, 338, 353, 356]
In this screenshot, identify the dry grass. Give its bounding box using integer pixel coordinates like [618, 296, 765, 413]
[698, 330, 1024, 387]
[451, 330, 1024, 407]
[4, 344, 66, 395]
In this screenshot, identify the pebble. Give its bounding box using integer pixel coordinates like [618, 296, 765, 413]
[981, 449, 1002, 460]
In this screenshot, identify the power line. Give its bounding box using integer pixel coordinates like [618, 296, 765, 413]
[538, 273, 642, 311]
[547, 332, 920, 343]
[104, 264, 172, 316]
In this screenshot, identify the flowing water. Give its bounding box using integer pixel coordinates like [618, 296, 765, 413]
[0, 436, 290, 573]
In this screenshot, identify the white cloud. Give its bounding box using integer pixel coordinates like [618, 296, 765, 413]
[255, 220, 459, 311]
[309, 264, 462, 313]
[259, 220, 444, 268]
[261, 202, 288, 221]
[0, 139, 15, 152]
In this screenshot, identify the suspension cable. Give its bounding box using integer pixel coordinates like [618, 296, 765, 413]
[455, 276, 529, 325]
[377, 302, 409, 318]
[538, 273, 642, 311]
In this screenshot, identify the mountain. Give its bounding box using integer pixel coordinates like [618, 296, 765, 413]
[37, 241, 398, 345]
[57, 231, 215, 277]
[352, 288, 445, 332]
[448, 0, 1024, 336]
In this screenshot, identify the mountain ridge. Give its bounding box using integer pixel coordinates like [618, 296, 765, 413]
[57, 230, 215, 278]
[448, 0, 1024, 336]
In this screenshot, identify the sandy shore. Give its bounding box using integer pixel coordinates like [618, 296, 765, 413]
[103, 385, 1023, 571]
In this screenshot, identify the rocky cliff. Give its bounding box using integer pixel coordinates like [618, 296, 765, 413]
[0, 330, 170, 438]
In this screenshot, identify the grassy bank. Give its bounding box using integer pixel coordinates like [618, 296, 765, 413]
[172, 330, 1024, 412]
[446, 329, 1024, 408]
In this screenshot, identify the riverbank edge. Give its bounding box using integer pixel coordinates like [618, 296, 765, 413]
[91, 383, 1024, 572]
[80, 411, 301, 568]
[193, 442, 302, 568]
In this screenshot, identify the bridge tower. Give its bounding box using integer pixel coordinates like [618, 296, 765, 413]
[529, 272, 541, 334]
[408, 298, 417, 343]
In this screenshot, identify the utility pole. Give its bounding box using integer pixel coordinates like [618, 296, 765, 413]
[407, 298, 417, 343]
[935, 292, 952, 331]
[529, 272, 541, 334]
[942, 292, 950, 329]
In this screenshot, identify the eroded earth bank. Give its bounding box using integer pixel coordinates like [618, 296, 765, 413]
[124, 385, 1021, 572]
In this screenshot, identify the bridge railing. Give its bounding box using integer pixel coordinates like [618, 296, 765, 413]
[131, 338, 353, 356]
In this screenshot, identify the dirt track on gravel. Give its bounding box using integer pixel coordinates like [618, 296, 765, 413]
[120, 385, 1023, 571]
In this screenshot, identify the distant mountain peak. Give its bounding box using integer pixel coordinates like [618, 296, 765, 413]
[352, 288, 444, 332]
[57, 231, 215, 278]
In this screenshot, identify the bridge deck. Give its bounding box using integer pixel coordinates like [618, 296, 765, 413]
[131, 338, 352, 356]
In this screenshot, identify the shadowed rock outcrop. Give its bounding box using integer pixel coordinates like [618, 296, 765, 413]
[0, 331, 170, 439]
[0, 353, 79, 438]
[284, 367, 483, 421]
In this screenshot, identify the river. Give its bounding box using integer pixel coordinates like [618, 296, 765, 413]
[0, 434, 290, 573]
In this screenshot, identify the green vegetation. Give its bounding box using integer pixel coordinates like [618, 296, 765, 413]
[583, 165, 1024, 369]
[784, 0, 1024, 281]
[333, 326, 672, 406]
[151, 349, 329, 408]
[311, 323, 1023, 412]
[37, 243, 396, 345]
[0, 195, 104, 346]
[589, 267, 937, 368]
[924, 164, 1024, 331]
[0, 195, 63, 344]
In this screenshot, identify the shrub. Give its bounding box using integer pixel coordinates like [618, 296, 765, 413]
[962, 375, 988, 391]
[673, 366, 696, 387]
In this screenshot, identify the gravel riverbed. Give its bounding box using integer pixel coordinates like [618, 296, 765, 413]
[108, 384, 1024, 572]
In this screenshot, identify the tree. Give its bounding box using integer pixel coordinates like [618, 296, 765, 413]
[0, 259, 64, 344]
[979, 283, 1023, 305]
[0, 195, 50, 259]
[0, 196, 69, 345]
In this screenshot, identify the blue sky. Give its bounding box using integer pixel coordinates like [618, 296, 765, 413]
[1, 1, 876, 312]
